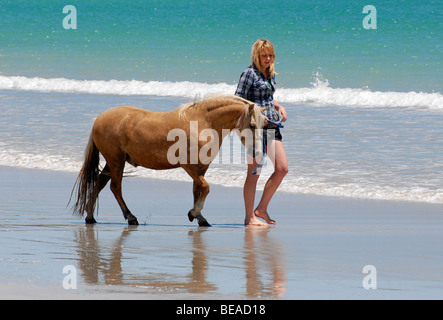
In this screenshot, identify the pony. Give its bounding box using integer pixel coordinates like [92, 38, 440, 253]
[70, 94, 264, 226]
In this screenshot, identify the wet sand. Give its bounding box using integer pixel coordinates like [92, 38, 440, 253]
[1, 166, 443, 300]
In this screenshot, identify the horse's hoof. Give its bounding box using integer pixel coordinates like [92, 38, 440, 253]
[198, 220, 212, 227]
[85, 217, 97, 224]
[187, 211, 195, 222]
[128, 218, 139, 225]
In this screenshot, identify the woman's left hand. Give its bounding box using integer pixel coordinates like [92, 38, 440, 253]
[273, 100, 287, 122]
[276, 104, 287, 122]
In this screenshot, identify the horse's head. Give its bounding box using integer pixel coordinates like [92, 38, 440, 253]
[236, 102, 266, 161]
[185, 94, 266, 163]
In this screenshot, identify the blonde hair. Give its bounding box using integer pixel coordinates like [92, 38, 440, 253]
[251, 39, 277, 79]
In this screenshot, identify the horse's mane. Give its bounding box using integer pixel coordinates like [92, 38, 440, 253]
[178, 94, 255, 122]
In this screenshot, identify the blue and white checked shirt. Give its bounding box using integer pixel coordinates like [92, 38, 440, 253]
[235, 64, 280, 122]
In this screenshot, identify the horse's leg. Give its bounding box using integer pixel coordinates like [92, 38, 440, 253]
[183, 165, 211, 227]
[85, 164, 111, 224]
[108, 161, 139, 225]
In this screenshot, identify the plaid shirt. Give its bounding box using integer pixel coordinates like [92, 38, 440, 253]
[235, 64, 280, 121]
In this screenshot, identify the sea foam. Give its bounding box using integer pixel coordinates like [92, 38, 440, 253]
[1, 75, 442, 111]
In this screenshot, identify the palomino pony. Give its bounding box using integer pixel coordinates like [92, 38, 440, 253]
[70, 94, 264, 226]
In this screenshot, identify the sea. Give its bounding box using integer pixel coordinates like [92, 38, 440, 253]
[1, 0, 442, 204]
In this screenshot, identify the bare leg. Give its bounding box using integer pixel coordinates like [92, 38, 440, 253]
[254, 140, 288, 223]
[244, 159, 268, 226]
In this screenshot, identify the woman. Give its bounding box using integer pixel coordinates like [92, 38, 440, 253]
[235, 39, 288, 226]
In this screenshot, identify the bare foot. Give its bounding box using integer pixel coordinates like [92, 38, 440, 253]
[254, 209, 276, 225]
[245, 216, 269, 226]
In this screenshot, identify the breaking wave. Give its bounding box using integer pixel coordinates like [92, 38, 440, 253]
[1, 74, 442, 111]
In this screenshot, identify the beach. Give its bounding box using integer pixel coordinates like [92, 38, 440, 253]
[1, 165, 442, 300]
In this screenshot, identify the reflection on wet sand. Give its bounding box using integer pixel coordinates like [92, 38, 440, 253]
[244, 227, 287, 298]
[73, 225, 286, 298]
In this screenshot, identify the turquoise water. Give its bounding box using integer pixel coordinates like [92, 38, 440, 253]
[0, 1, 442, 204]
[1, 0, 441, 91]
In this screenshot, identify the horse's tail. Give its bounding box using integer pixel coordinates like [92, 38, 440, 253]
[69, 133, 101, 216]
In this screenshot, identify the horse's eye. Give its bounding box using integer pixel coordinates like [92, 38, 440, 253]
[250, 124, 256, 129]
